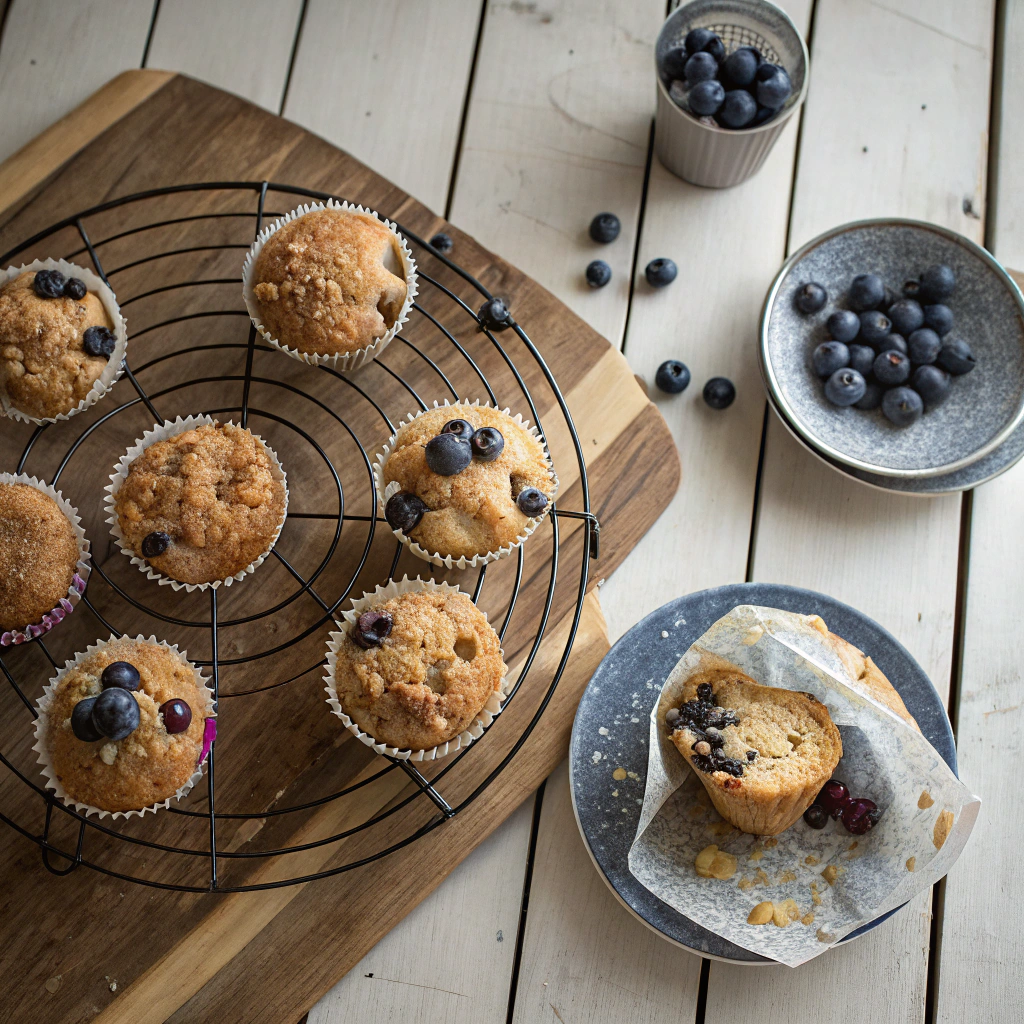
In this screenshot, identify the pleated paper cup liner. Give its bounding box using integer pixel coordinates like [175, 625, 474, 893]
[241, 198, 418, 372]
[0, 473, 91, 646]
[31, 634, 217, 820]
[104, 413, 289, 593]
[0, 258, 127, 424]
[372, 399, 559, 570]
[323, 575, 510, 762]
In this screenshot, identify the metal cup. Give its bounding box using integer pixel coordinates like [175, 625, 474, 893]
[655, 0, 809, 188]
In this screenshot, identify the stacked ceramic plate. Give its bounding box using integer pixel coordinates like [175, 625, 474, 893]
[759, 219, 1024, 495]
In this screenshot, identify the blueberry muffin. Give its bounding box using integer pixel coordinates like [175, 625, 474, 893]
[329, 588, 506, 751]
[251, 207, 408, 357]
[40, 637, 213, 813]
[381, 403, 556, 562]
[113, 421, 286, 586]
[0, 268, 118, 420]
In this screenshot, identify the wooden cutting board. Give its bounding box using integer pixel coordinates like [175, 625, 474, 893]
[0, 71, 679, 1024]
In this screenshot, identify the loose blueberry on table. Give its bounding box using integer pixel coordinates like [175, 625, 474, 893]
[586, 260, 611, 288]
[478, 296, 511, 331]
[645, 258, 678, 288]
[703, 376, 736, 409]
[589, 212, 621, 244]
[430, 232, 453, 254]
[655, 359, 691, 394]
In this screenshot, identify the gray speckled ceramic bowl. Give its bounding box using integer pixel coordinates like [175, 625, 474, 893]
[760, 219, 1024, 478]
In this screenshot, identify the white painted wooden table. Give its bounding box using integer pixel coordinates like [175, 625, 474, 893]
[1, 1, 1020, 1021]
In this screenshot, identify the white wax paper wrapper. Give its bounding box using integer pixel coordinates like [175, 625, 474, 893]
[628, 605, 980, 967]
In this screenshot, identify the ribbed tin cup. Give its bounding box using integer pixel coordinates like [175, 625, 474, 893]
[654, 0, 809, 189]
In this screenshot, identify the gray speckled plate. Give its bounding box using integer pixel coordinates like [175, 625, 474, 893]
[569, 583, 956, 964]
[760, 219, 1024, 478]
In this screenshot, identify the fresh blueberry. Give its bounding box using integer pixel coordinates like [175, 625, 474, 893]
[717, 89, 758, 129]
[843, 798, 881, 835]
[425, 432, 473, 476]
[903, 280, 922, 299]
[827, 309, 861, 343]
[858, 310, 892, 347]
[441, 418, 475, 440]
[882, 386, 924, 427]
[159, 698, 192, 734]
[885, 333, 908, 355]
[141, 531, 171, 558]
[32, 269, 67, 298]
[722, 46, 760, 87]
[352, 610, 394, 650]
[63, 277, 87, 300]
[923, 303, 954, 336]
[755, 65, 792, 108]
[908, 327, 942, 365]
[750, 106, 776, 126]
[873, 349, 911, 386]
[702, 34, 725, 62]
[848, 273, 885, 311]
[478, 296, 511, 331]
[703, 377, 736, 409]
[920, 263, 956, 302]
[684, 51, 718, 85]
[887, 299, 924, 337]
[937, 338, 976, 375]
[586, 260, 612, 288]
[688, 79, 725, 116]
[803, 804, 828, 829]
[684, 27, 715, 55]
[655, 359, 691, 394]
[430, 232, 453, 254]
[911, 364, 952, 407]
[795, 281, 828, 314]
[662, 45, 690, 80]
[880, 284, 898, 310]
[812, 341, 849, 378]
[589, 212, 621, 244]
[516, 487, 549, 517]
[91, 686, 140, 741]
[102, 661, 140, 691]
[70, 697, 103, 742]
[471, 426, 504, 461]
[848, 344, 875, 377]
[854, 380, 884, 410]
[385, 492, 428, 533]
[824, 368, 867, 407]
[645, 257, 678, 287]
[82, 325, 116, 357]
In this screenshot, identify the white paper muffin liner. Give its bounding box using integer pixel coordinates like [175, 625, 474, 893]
[324, 576, 510, 761]
[103, 413, 289, 593]
[0, 258, 127, 424]
[241, 198, 418, 372]
[31, 634, 217, 820]
[0, 472, 92, 646]
[373, 399, 559, 570]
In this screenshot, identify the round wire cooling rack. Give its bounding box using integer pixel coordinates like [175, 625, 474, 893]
[0, 181, 600, 893]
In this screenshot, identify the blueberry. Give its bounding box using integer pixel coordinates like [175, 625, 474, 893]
[684, 51, 718, 85]
[32, 269, 67, 298]
[755, 65, 792, 108]
[430, 232, 453, 254]
[63, 277, 87, 300]
[750, 105, 776, 127]
[816, 780, 851, 817]
[585, 260, 611, 288]
[425, 432, 473, 476]
[516, 487, 549, 517]
[722, 46, 760, 87]
[687, 79, 725, 116]
[141, 531, 171, 558]
[91, 686, 140, 741]
[589, 212, 621, 244]
[848, 273, 885, 311]
[858, 310, 892, 347]
[920, 263, 955, 302]
[824, 368, 867, 407]
[827, 310, 861, 343]
[937, 338, 976, 375]
[441, 418, 474, 440]
[880, 284, 897, 311]
[887, 299, 924, 337]
[159, 698, 192, 734]
[662, 45, 690, 80]
[352, 610, 394, 650]
[795, 281, 828, 314]
[655, 359, 691, 394]
[882, 386, 924, 427]
[885, 333, 908, 355]
[703, 377, 736, 409]
[702, 34, 725, 62]
[923, 303, 954, 336]
[908, 327, 942, 365]
[873, 349, 911, 386]
[848, 344, 875, 377]
[645, 258, 678, 288]
[684, 27, 715, 55]
[471, 426, 504, 461]
[843, 798, 880, 835]
[854, 380, 884, 410]
[385, 491, 428, 533]
[478, 296, 511, 331]
[101, 661, 140, 691]
[812, 341, 849, 378]
[70, 697, 103, 742]
[82, 325, 116, 357]
[903, 280, 921, 299]
[717, 89, 758, 129]
[803, 804, 828, 829]
[911, 364, 952, 407]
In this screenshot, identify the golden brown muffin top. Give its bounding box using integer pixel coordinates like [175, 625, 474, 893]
[0, 482, 79, 631]
[383, 404, 555, 559]
[332, 589, 506, 751]
[45, 637, 212, 813]
[114, 422, 286, 586]
[252, 208, 408, 356]
[0, 271, 113, 419]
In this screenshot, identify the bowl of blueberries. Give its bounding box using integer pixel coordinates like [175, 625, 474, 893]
[760, 218, 1024, 478]
[654, 0, 809, 188]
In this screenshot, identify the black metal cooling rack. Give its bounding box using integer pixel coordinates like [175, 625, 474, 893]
[0, 181, 599, 893]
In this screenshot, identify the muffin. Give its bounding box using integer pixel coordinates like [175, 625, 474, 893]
[377, 402, 557, 566]
[326, 581, 507, 755]
[34, 636, 214, 815]
[0, 263, 123, 421]
[109, 418, 287, 587]
[0, 476, 88, 643]
[244, 201, 415, 367]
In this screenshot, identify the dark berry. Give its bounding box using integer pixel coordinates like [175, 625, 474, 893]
[32, 269, 67, 298]
[849, 273, 885, 311]
[687, 79, 725, 116]
[923, 303, 954, 336]
[920, 263, 955, 302]
[745, 749, 758, 761]
[82, 325, 116, 357]
[385, 491, 427, 533]
[141, 531, 171, 558]
[478, 296, 511, 331]
[903, 280, 921, 299]
[722, 46, 760, 87]
[655, 359, 691, 394]
[662, 45, 690, 80]
[827, 310, 861, 343]
[887, 299, 924, 337]
[882, 386, 924, 427]
[70, 697, 103, 742]
[696, 683, 713, 701]
[795, 282, 828, 314]
[63, 277, 87, 300]
[755, 65, 792, 108]
[911, 364, 951, 407]
[684, 27, 715, 55]
[430, 232, 453, 254]
[873, 349, 911, 386]
[937, 338, 976, 375]
[754, 62, 779, 81]
[516, 487, 549, 517]
[858, 310, 892, 347]
[425, 432, 473, 476]
[703, 377, 736, 409]
[750, 105, 776, 127]
[101, 661, 140, 691]
[352, 610, 393, 649]
[908, 328, 941, 365]
[589, 212, 621, 244]
[854, 381, 884, 410]
[843, 798, 880, 835]
[645, 258, 678, 288]
[91, 686, 140, 742]
[803, 804, 828, 829]
[717, 89, 758, 129]
[816, 779, 850, 818]
[585, 260, 612, 288]
[684, 50, 718, 85]
[812, 341, 849, 378]
[848, 343, 875, 377]
[702, 34, 725, 62]
[159, 698, 192, 734]
[880, 284, 898, 310]
[824, 367, 867, 406]
[441, 418, 474, 440]
[470, 426, 504, 461]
